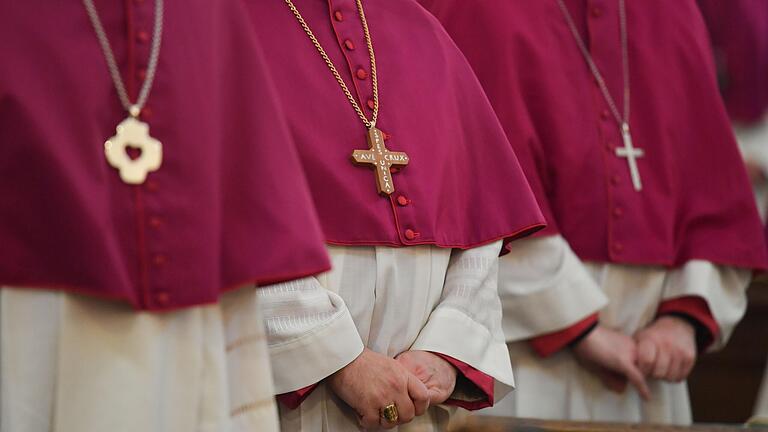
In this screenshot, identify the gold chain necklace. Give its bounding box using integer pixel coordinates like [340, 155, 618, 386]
[283, 0, 409, 196]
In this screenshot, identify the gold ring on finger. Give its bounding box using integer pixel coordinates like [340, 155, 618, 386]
[381, 403, 399, 423]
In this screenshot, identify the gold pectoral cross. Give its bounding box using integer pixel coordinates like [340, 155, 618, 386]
[351, 127, 409, 195]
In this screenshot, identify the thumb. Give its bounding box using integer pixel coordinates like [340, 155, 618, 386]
[635, 337, 658, 376]
[407, 373, 431, 416]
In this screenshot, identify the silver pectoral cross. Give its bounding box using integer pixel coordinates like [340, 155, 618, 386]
[614, 123, 644, 191]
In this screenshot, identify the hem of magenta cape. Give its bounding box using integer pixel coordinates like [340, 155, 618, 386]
[0, 262, 333, 313]
[573, 250, 768, 272]
[503, 228, 562, 254]
[324, 222, 546, 251]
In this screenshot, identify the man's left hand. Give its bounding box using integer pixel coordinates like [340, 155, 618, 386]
[396, 351, 457, 405]
[634, 316, 697, 382]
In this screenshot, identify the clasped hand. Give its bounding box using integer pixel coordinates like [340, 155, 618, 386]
[327, 348, 457, 430]
[573, 316, 697, 401]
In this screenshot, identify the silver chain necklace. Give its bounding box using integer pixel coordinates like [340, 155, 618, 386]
[83, 0, 164, 185]
[556, 0, 645, 192]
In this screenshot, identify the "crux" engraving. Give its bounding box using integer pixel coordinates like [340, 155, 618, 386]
[351, 127, 409, 195]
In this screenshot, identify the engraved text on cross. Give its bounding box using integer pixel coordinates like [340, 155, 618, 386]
[351, 127, 409, 195]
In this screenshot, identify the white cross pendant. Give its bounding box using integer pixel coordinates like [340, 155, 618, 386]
[614, 123, 644, 192]
[104, 116, 163, 184]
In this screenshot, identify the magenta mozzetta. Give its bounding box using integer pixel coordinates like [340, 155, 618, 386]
[242, 0, 546, 249]
[0, 0, 331, 310]
[697, 0, 768, 124]
[422, 0, 768, 270]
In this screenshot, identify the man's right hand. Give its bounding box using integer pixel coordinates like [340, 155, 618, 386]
[572, 325, 651, 401]
[327, 348, 431, 429]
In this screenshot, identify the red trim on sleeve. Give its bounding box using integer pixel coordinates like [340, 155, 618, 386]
[276, 353, 501, 411]
[529, 313, 600, 358]
[430, 353, 495, 410]
[276, 384, 319, 410]
[656, 296, 720, 350]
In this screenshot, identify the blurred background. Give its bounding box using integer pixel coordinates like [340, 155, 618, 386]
[668, 0, 768, 424]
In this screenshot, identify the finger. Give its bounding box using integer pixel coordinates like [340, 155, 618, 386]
[598, 370, 627, 393]
[652, 350, 671, 380]
[407, 374, 430, 416]
[393, 394, 416, 425]
[624, 362, 651, 401]
[672, 350, 696, 382]
[666, 355, 685, 382]
[359, 408, 382, 430]
[636, 339, 657, 376]
[379, 406, 399, 430]
[429, 388, 453, 406]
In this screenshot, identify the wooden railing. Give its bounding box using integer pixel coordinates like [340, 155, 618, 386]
[449, 416, 755, 432]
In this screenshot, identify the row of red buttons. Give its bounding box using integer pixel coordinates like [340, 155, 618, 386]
[591, 0, 617, 258]
[596, 88, 627, 255]
[395, 194, 418, 240]
[332, 8, 374, 112]
[608, 167, 623, 219]
[136, 63, 153, 119]
[133, 0, 152, 115]
[129, 0, 171, 307]
[143, 183, 167, 269]
[333, 5, 416, 243]
[601, 109, 621, 193]
[606, 105, 623, 221]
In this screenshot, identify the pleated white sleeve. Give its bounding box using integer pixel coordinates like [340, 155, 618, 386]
[661, 260, 751, 351]
[257, 277, 364, 394]
[498, 235, 608, 341]
[409, 240, 516, 402]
